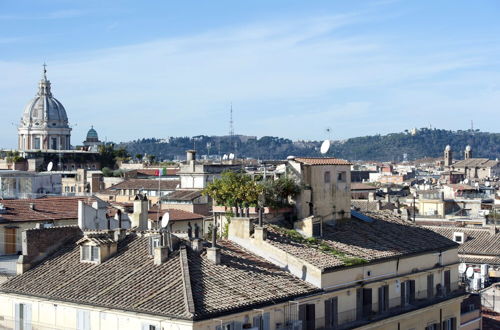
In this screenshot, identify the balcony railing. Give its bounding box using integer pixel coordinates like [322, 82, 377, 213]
[282, 283, 465, 330]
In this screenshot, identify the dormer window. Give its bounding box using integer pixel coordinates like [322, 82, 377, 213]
[77, 234, 117, 264]
[81, 244, 99, 262]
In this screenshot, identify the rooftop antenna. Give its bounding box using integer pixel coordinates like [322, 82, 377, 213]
[42, 62, 47, 79]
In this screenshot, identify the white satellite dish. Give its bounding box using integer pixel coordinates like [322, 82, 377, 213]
[161, 211, 170, 228]
[47, 161, 53, 172]
[464, 178, 469, 184]
[222, 154, 228, 160]
[320, 140, 331, 154]
[229, 153, 235, 160]
[458, 263, 467, 274]
[465, 267, 474, 278]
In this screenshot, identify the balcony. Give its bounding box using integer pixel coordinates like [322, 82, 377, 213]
[281, 283, 466, 330]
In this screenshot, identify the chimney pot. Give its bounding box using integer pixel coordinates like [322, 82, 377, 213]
[191, 238, 203, 252]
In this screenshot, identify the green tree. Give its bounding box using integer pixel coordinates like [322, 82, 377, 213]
[202, 171, 263, 213]
[261, 176, 301, 209]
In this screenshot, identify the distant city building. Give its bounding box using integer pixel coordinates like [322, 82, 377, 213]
[82, 126, 102, 150]
[17, 65, 71, 151]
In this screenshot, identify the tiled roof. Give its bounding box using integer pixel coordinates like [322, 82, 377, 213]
[266, 210, 457, 272]
[351, 183, 377, 190]
[162, 190, 202, 201]
[133, 168, 179, 177]
[424, 226, 500, 257]
[453, 158, 499, 168]
[0, 197, 86, 222]
[1, 234, 318, 320]
[148, 208, 204, 222]
[108, 179, 180, 191]
[445, 184, 476, 191]
[293, 157, 352, 166]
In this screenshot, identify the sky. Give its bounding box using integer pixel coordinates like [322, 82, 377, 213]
[1, 0, 500, 148]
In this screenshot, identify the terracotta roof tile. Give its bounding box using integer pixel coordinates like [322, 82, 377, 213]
[1, 234, 319, 320]
[148, 208, 204, 221]
[108, 179, 179, 191]
[0, 197, 86, 222]
[266, 210, 457, 272]
[293, 157, 352, 166]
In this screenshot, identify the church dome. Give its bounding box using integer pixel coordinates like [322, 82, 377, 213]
[86, 126, 99, 142]
[20, 67, 69, 128]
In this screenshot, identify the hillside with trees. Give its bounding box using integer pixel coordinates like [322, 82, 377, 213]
[119, 128, 500, 162]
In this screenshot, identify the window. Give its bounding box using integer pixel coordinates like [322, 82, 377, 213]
[356, 288, 372, 320]
[378, 285, 389, 313]
[324, 171, 331, 183]
[34, 137, 41, 149]
[51, 138, 57, 150]
[312, 223, 321, 237]
[77, 309, 90, 330]
[337, 171, 346, 182]
[324, 297, 338, 328]
[82, 246, 90, 260]
[444, 270, 451, 295]
[425, 324, 439, 330]
[427, 274, 434, 299]
[400, 280, 415, 307]
[91, 246, 99, 262]
[15, 303, 31, 330]
[81, 245, 99, 262]
[253, 312, 270, 330]
[298, 304, 315, 330]
[454, 235, 462, 243]
[442, 318, 456, 330]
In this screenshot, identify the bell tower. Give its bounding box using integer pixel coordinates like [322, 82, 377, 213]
[444, 145, 453, 166]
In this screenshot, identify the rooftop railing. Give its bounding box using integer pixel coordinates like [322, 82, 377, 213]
[282, 283, 465, 330]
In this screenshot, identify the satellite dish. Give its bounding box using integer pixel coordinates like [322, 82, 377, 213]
[47, 161, 53, 172]
[222, 154, 228, 160]
[464, 178, 469, 184]
[229, 153, 235, 160]
[320, 140, 331, 154]
[466, 267, 474, 278]
[458, 263, 467, 274]
[161, 211, 170, 228]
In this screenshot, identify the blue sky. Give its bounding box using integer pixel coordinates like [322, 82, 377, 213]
[1, 0, 500, 148]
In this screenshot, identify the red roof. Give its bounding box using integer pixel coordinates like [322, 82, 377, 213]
[148, 207, 204, 222]
[293, 157, 352, 166]
[351, 183, 377, 190]
[0, 197, 86, 222]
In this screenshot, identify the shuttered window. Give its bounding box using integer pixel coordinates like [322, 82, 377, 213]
[378, 285, 389, 313]
[324, 297, 338, 328]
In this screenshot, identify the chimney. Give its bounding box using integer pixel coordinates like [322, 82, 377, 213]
[368, 192, 375, 202]
[207, 223, 221, 264]
[376, 200, 382, 211]
[153, 246, 169, 265]
[29, 203, 35, 210]
[113, 228, 126, 241]
[187, 150, 196, 171]
[191, 238, 203, 252]
[206, 246, 221, 265]
[131, 194, 149, 230]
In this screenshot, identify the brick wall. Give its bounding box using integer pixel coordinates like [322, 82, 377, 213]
[22, 226, 82, 263]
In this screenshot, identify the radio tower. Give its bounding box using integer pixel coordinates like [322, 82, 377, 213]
[229, 103, 234, 137]
[229, 103, 235, 154]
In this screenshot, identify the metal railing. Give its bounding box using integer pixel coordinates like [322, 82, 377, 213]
[282, 283, 465, 330]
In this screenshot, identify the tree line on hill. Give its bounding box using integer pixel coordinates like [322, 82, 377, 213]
[118, 128, 500, 162]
